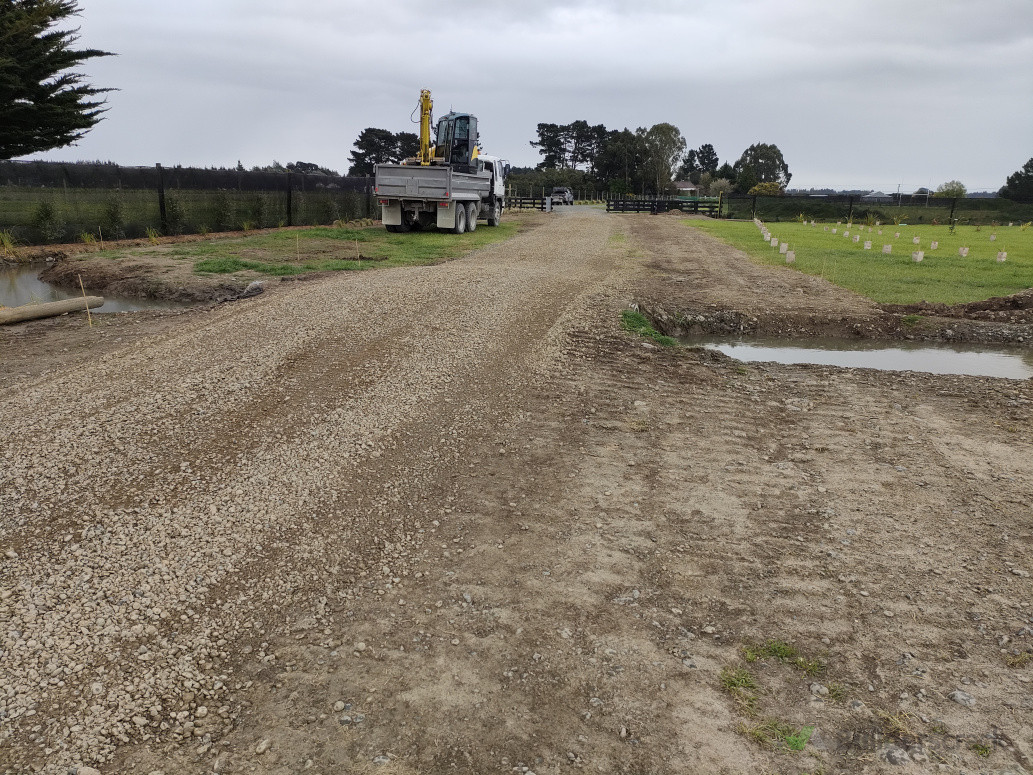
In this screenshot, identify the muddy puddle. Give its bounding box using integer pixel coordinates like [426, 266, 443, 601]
[0, 263, 186, 313]
[684, 335, 1033, 380]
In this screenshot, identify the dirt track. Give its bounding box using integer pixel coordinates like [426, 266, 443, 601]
[1, 209, 1032, 774]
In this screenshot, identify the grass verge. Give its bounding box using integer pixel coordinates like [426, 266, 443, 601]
[621, 310, 678, 346]
[737, 719, 815, 751]
[684, 219, 1033, 305]
[741, 639, 826, 677]
[189, 222, 522, 276]
[719, 666, 760, 716]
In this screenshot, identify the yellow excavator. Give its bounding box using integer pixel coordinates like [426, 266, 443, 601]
[408, 88, 479, 168]
[374, 90, 508, 234]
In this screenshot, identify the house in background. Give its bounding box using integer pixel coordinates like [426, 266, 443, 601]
[673, 181, 699, 196]
[861, 190, 892, 203]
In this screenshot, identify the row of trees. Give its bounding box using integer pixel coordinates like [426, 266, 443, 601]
[524, 122, 793, 196]
[346, 129, 418, 176]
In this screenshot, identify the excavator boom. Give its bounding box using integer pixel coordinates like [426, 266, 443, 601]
[418, 89, 433, 166]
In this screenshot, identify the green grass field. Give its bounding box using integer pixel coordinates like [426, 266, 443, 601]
[685, 219, 1033, 305]
[74, 221, 523, 278]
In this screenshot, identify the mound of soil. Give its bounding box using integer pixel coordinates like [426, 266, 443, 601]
[6, 226, 317, 265]
[881, 287, 1033, 324]
[39, 257, 245, 302]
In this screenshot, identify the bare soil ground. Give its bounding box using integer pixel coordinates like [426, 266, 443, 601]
[3, 220, 372, 304]
[1, 209, 1031, 775]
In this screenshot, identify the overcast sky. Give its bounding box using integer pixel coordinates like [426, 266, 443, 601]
[21, 0, 1033, 192]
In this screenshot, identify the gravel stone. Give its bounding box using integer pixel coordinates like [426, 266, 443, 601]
[949, 689, 976, 707]
[878, 744, 911, 765]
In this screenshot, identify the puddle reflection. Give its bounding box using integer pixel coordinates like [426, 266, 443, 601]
[683, 336, 1033, 380]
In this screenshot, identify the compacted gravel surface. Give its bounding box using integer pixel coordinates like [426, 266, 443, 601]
[2, 209, 1032, 774]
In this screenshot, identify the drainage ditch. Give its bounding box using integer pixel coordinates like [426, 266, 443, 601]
[0, 263, 186, 313]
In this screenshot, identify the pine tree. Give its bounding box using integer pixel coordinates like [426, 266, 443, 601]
[1000, 158, 1033, 201]
[0, 1, 113, 159]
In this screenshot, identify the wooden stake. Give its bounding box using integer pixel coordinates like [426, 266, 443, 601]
[78, 274, 93, 328]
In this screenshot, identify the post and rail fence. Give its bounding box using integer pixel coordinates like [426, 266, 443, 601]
[606, 196, 722, 216]
[506, 196, 548, 211]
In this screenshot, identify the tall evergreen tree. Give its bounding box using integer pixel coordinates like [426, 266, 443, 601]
[0, 0, 113, 159]
[679, 143, 719, 183]
[695, 143, 719, 175]
[1000, 158, 1033, 200]
[530, 123, 568, 169]
[732, 143, 791, 192]
[347, 128, 402, 175]
[595, 129, 648, 194]
[395, 131, 419, 161]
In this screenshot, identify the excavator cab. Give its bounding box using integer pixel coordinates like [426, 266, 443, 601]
[434, 112, 479, 171]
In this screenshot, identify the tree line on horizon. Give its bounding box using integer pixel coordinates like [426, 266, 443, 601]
[341, 121, 793, 197]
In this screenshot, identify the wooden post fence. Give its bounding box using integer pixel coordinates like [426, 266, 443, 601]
[156, 163, 168, 235]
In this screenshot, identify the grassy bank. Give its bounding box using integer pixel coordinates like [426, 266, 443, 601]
[58, 220, 524, 279]
[686, 219, 1033, 305]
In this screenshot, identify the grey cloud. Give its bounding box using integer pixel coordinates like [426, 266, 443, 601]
[22, 0, 1032, 191]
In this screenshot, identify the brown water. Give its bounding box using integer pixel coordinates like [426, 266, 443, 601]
[0, 263, 185, 313]
[683, 335, 1033, 380]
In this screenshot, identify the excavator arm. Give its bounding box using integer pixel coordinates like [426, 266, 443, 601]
[418, 89, 433, 166]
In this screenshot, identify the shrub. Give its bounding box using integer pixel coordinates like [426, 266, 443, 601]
[164, 195, 185, 235]
[748, 182, 784, 196]
[103, 196, 127, 239]
[319, 195, 341, 224]
[242, 195, 266, 228]
[209, 192, 233, 231]
[31, 200, 66, 243]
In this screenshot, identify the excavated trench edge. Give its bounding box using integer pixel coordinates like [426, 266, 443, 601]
[639, 302, 1033, 347]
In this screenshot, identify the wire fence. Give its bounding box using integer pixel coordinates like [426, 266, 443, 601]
[0, 160, 375, 245]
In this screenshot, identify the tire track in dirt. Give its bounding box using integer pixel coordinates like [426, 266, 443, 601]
[4, 209, 1032, 774]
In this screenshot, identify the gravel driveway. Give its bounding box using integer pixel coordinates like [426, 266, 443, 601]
[2, 209, 1031, 774]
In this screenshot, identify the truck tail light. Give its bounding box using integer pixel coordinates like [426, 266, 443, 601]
[378, 199, 389, 205]
[438, 201, 450, 207]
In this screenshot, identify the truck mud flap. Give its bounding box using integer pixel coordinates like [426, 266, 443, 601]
[381, 201, 402, 226]
[436, 202, 458, 230]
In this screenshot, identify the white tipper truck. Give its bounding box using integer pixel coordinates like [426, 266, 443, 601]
[373, 90, 509, 234]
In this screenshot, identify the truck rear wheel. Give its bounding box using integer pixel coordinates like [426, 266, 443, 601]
[465, 202, 478, 232]
[451, 203, 467, 234]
